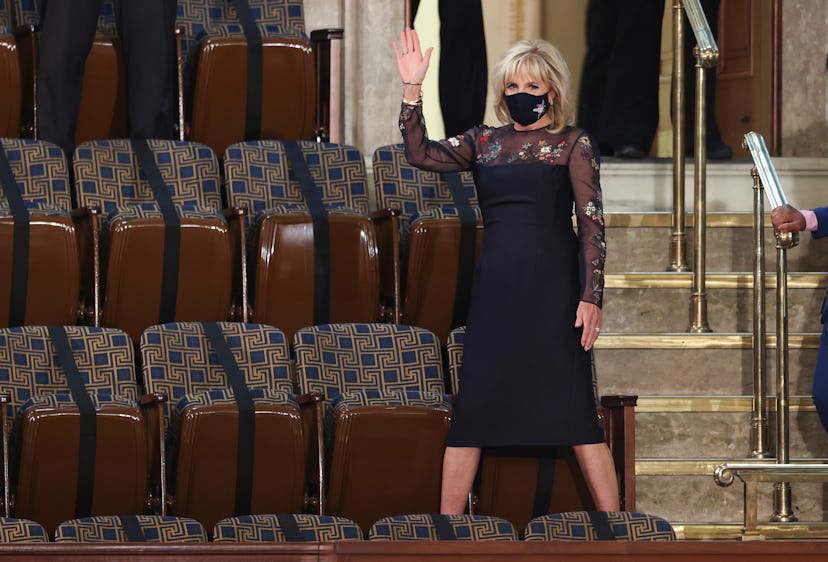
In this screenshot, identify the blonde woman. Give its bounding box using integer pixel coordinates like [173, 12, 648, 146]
[395, 29, 619, 514]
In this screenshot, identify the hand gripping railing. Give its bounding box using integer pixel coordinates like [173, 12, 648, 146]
[674, 0, 718, 332]
[713, 133, 820, 537]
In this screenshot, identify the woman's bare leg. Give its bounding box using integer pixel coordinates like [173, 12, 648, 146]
[573, 442, 620, 511]
[440, 446, 481, 514]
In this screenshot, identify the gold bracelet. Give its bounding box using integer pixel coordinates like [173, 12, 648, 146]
[403, 80, 423, 86]
[402, 92, 423, 106]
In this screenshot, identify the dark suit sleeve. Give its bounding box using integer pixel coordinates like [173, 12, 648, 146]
[813, 206, 828, 239]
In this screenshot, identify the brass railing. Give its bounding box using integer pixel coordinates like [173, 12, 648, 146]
[712, 132, 827, 537]
[679, 0, 718, 332]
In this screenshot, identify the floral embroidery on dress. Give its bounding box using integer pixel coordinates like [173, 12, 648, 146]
[476, 128, 501, 164]
[399, 104, 415, 130]
[448, 134, 463, 147]
[574, 133, 605, 306]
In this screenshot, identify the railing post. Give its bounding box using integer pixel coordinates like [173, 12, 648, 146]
[750, 167, 770, 458]
[669, 0, 688, 272]
[688, 45, 711, 332]
[771, 229, 798, 522]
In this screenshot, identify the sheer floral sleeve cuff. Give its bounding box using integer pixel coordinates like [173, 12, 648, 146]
[570, 133, 605, 308]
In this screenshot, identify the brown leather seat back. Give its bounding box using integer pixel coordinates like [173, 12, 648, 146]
[0, 3, 20, 137]
[224, 141, 379, 342]
[141, 322, 305, 530]
[0, 139, 79, 327]
[73, 139, 232, 342]
[177, 0, 314, 154]
[0, 326, 146, 534]
[294, 323, 450, 531]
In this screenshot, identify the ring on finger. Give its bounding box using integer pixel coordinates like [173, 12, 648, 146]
[593, 327, 600, 333]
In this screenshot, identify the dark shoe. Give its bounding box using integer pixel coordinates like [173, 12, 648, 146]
[707, 141, 733, 160]
[614, 145, 647, 159]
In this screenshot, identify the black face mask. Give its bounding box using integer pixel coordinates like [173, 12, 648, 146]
[505, 91, 550, 126]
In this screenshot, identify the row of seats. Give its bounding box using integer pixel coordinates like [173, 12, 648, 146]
[0, 137, 480, 344]
[0, 322, 635, 536]
[0, 512, 676, 543]
[0, 0, 328, 152]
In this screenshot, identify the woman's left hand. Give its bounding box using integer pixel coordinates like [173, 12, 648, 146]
[574, 301, 602, 351]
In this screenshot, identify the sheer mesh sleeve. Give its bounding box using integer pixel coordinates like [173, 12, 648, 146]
[399, 104, 477, 172]
[569, 133, 605, 307]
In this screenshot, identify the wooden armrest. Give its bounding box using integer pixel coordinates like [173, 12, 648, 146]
[371, 207, 401, 222]
[310, 28, 344, 42]
[600, 394, 638, 409]
[223, 206, 248, 220]
[13, 24, 38, 38]
[297, 392, 325, 406]
[140, 393, 169, 407]
[71, 205, 101, 221]
[0, 394, 10, 404]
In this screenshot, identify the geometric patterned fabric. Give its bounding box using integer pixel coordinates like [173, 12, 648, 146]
[0, 326, 138, 419]
[371, 144, 477, 244]
[445, 326, 465, 395]
[12, 0, 116, 32]
[0, 139, 71, 211]
[0, 517, 49, 543]
[293, 323, 445, 399]
[176, 0, 307, 57]
[141, 322, 294, 421]
[0, 0, 12, 30]
[223, 141, 370, 223]
[53, 515, 208, 543]
[523, 511, 677, 542]
[72, 139, 222, 216]
[213, 514, 363, 542]
[368, 514, 519, 541]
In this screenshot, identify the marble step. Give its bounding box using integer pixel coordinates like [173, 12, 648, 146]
[602, 284, 825, 333]
[594, 333, 818, 396]
[600, 158, 828, 213]
[635, 474, 825, 524]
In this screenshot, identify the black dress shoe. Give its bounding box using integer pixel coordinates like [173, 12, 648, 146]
[614, 145, 647, 159]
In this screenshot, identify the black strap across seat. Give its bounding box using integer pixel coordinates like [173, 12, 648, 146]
[430, 514, 457, 540]
[275, 514, 304, 542]
[231, 0, 263, 140]
[203, 322, 255, 516]
[443, 172, 476, 328]
[131, 138, 180, 324]
[119, 515, 147, 542]
[47, 326, 97, 518]
[587, 510, 617, 540]
[0, 142, 30, 327]
[283, 141, 331, 325]
[531, 447, 558, 518]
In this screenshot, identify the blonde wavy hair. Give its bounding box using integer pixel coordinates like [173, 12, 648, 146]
[492, 39, 573, 133]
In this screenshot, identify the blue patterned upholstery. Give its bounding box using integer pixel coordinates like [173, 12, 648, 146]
[372, 144, 477, 237]
[108, 204, 223, 222]
[446, 326, 465, 395]
[0, 0, 11, 30]
[0, 517, 49, 543]
[0, 139, 71, 210]
[0, 326, 137, 419]
[142, 322, 294, 423]
[524, 512, 676, 541]
[176, 0, 306, 58]
[293, 324, 444, 399]
[54, 515, 208, 542]
[21, 393, 137, 412]
[213, 514, 362, 542]
[413, 207, 483, 223]
[224, 141, 369, 221]
[12, 0, 117, 33]
[73, 139, 222, 216]
[368, 514, 518, 541]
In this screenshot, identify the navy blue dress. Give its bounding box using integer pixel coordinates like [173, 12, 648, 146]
[400, 105, 606, 447]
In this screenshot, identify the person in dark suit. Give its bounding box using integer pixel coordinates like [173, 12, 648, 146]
[577, 0, 731, 159]
[37, 0, 177, 155]
[772, 203, 828, 431]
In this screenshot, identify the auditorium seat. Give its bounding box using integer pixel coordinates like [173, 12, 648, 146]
[141, 322, 317, 531]
[368, 514, 518, 541]
[54, 515, 207, 542]
[372, 145, 483, 342]
[523, 511, 676, 541]
[13, 0, 127, 143]
[447, 326, 638, 533]
[223, 141, 381, 340]
[0, 517, 48, 543]
[0, 2, 20, 138]
[73, 139, 234, 342]
[293, 323, 451, 532]
[176, 0, 328, 154]
[0, 138, 80, 327]
[213, 514, 362, 542]
[0, 326, 149, 534]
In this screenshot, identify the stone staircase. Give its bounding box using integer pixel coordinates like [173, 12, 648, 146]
[595, 195, 828, 538]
